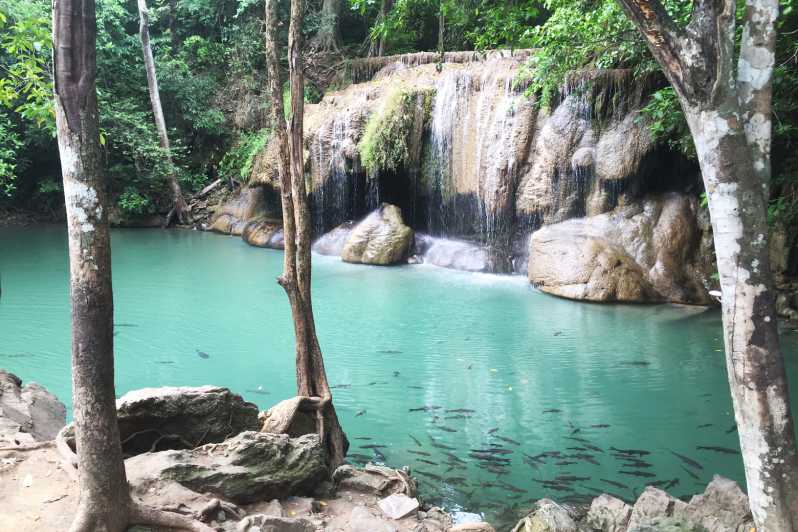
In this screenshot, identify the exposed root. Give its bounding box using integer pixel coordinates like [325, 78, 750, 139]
[130, 502, 217, 532]
[0, 440, 54, 452]
[55, 425, 78, 469]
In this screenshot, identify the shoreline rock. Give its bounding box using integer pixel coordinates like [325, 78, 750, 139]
[0, 370, 65, 445]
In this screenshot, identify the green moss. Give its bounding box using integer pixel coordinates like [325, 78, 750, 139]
[358, 87, 435, 175]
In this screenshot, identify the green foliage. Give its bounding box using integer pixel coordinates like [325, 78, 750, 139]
[0, 113, 23, 196]
[219, 128, 271, 183]
[117, 187, 152, 215]
[359, 88, 432, 174]
[640, 87, 695, 159]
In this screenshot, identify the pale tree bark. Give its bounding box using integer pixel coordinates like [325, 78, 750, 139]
[264, 0, 349, 468]
[138, 0, 187, 226]
[53, 2, 212, 531]
[311, 0, 342, 52]
[615, 0, 798, 528]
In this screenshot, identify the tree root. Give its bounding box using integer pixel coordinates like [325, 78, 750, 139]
[130, 502, 217, 532]
[0, 440, 54, 452]
[55, 425, 78, 480]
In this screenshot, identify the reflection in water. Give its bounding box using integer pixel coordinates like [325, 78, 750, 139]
[1, 226, 797, 521]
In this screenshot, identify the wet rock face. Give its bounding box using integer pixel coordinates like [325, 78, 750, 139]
[116, 386, 260, 455]
[528, 193, 713, 304]
[210, 186, 273, 236]
[341, 204, 414, 265]
[126, 431, 328, 505]
[242, 218, 284, 249]
[0, 370, 65, 443]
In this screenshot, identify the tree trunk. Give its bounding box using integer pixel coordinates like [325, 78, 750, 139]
[311, 0, 341, 52]
[615, 0, 798, 528]
[138, 0, 187, 226]
[369, 0, 393, 57]
[169, 0, 179, 54]
[264, 0, 348, 468]
[53, 2, 213, 531]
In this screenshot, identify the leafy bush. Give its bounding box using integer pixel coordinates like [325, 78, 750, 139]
[219, 128, 271, 183]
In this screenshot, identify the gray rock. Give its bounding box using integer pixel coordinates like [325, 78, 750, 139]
[450, 523, 495, 532]
[261, 499, 285, 517]
[528, 193, 713, 304]
[236, 514, 314, 532]
[126, 431, 327, 504]
[586, 494, 632, 532]
[242, 219, 284, 249]
[347, 506, 399, 532]
[512, 499, 577, 532]
[0, 370, 65, 442]
[341, 204, 414, 265]
[312, 222, 355, 256]
[627, 487, 688, 531]
[116, 385, 260, 455]
[210, 186, 271, 236]
[677, 476, 753, 532]
[333, 463, 417, 497]
[378, 493, 419, 519]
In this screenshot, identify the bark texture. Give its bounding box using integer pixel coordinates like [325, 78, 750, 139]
[138, 0, 187, 226]
[54, 2, 211, 531]
[615, 0, 798, 528]
[369, 0, 393, 57]
[311, 0, 342, 51]
[264, 0, 349, 468]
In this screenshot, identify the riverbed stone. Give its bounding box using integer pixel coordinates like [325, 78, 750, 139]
[347, 506, 399, 532]
[528, 193, 713, 304]
[676, 476, 752, 532]
[333, 463, 417, 497]
[236, 514, 315, 532]
[126, 431, 326, 504]
[586, 494, 632, 532]
[116, 385, 260, 455]
[511, 499, 577, 532]
[0, 370, 65, 443]
[627, 486, 688, 531]
[242, 218, 284, 249]
[378, 493, 419, 519]
[341, 204, 414, 265]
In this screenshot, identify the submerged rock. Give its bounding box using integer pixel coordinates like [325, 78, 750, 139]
[116, 385, 260, 455]
[0, 370, 65, 443]
[127, 431, 327, 504]
[528, 193, 713, 304]
[341, 204, 414, 265]
[242, 218, 284, 249]
[413, 234, 489, 272]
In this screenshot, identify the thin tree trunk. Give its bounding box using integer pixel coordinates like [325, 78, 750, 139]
[53, 2, 212, 531]
[369, 0, 392, 57]
[615, 0, 798, 528]
[169, 0, 179, 54]
[264, 0, 348, 468]
[138, 0, 187, 226]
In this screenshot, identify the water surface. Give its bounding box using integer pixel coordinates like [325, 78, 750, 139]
[2, 226, 797, 519]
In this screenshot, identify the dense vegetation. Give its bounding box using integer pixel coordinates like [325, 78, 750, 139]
[0, 0, 796, 230]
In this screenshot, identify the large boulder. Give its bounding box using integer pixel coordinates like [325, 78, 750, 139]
[0, 370, 65, 443]
[511, 499, 577, 532]
[126, 431, 328, 504]
[242, 218, 284, 249]
[675, 476, 753, 532]
[341, 204, 414, 265]
[586, 494, 632, 532]
[333, 464, 417, 498]
[116, 386, 260, 455]
[210, 186, 272, 236]
[528, 193, 713, 304]
[313, 222, 355, 257]
[627, 486, 688, 531]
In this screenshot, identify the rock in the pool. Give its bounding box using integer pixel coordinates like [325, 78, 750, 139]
[341, 204, 414, 265]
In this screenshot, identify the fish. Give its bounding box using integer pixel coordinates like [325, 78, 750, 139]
[567, 447, 587, 451]
[246, 389, 270, 395]
[555, 460, 577, 466]
[619, 461, 653, 469]
[496, 435, 521, 446]
[444, 452, 466, 464]
[377, 349, 402, 354]
[436, 426, 458, 433]
[348, 453, 371, 463]
[359, 444, 387, 449]
[469, 453, 512, 464]
[446, 477, 468, 486]
[366, 381, 388, 386]
[571, 428, 582, 434]
[681, 465, 700, 480]
[487, 427, 499, 434]
[600, 478, 629, 490]
[407, 450, 431, 456]
[619, 470, 656, 478]
[409, 406, 441, 412]
[155, 360, 175, 365]
[373, 449, 386, 461]
[697, 423, 713, 428]
[670, 450, 704, 470]
[726, 424, 738, 434]
[554, 331, 563, 336]
[418, 459, 439, 466]
[428, 437, 456, 451]
[470, 448, 513, 455]
[114, 323, 139, 328]
[542, 409, 562, 414]
[409, 434, 423, 447]
[355, 410, 366, 417]
[573, 453, 600, 465]
[393, 371, 400, 377]
[621, 361, 651, 366]
[445, 414, 469, 420]
[416, 470, 443, 481]
[696, 445, 740, 455]
[584, 444, 604, 453]
[556, 475, 590, 482]
[498, 481, 527, 494]
[590, 424, 611, 429]
[408, 385, 424, 390]
[610, 447, 651, 456]
[354, 437, 372, 441]
[196, 350, 210, 359]
[565, 436, 593, 445]
[331, 384, 351, 389]
[446, 408, 476, 413]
